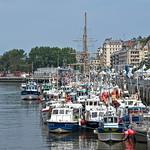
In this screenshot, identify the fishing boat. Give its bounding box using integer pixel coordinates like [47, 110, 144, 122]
[40, 100, 57, 123]
[21, 81, 41, 100]
[47, 103, 82, 133]
[132, 110, 150, 142]
[84, 97, 107, 129]
[84, 108, 105, 129]
[121, 96, 147, 127]
[42, 83, 53, 95]
[96, 106, 128, 142]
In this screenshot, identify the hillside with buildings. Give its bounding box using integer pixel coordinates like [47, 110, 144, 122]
[91, 36, 150, 72]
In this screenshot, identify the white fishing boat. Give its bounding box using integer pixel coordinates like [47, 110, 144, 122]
[132, 110, 150, 143]
[95, 106, 128, 142]
[115, 93, 147, 128]
[84, 107, 106, 129]
[84, 97, 107, 129]
[21, 81, 41, 100]
[40, 100, 60, 123]
[47, 103, 82, 133]
[42, 83, 53, 95]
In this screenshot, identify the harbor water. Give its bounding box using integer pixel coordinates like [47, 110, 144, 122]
[0, 83, 149, 150]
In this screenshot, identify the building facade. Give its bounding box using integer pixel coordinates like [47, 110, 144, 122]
[102, 38, 123, 67]
[111, 40, 146, 71]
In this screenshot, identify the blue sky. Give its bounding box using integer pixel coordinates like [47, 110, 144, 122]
[0, 0, 150, 54]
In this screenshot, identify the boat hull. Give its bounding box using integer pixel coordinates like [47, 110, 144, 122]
[134, 130, 150, 143]
[21, 91, 41, 100]
[47, 121, 79, 133]
[21, 94, 40, 100]
[86, 121, 99, 129]
[97, 127, 128, 142]
[97, 132, 128, 142]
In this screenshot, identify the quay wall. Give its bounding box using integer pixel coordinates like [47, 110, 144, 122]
[0, 77, 26, 83]
[0, 76, 50, 83]
[126, 79, 150, 106]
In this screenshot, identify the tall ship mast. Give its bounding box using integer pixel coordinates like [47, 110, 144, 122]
[71, 12, 91, 74]
[81, 12, 89, 74]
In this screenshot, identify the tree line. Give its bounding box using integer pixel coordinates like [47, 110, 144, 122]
[0, 47, 76, 73]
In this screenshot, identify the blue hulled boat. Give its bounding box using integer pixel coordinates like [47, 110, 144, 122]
[47, 104, 82, 133]
[21, 81, 41, 100]
[96, 107, 128, 142]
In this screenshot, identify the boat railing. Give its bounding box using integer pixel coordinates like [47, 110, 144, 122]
[51, 114, 73, 122]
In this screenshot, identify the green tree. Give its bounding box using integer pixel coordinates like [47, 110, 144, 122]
[0, 46, 77, 73]
[28, 46, 76, 70]
[0, 49, 27, 72]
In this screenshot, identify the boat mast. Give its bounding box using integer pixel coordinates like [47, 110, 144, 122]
[82, 12, 89, 74]
[83, 12, 88, 54]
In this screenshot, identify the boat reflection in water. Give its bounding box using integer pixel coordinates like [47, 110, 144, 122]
[42, 126, 137, 150]
[47, 132, 77, 149]
[96, 137, 134, 150]
[135, 141, 150, 150]
[46, 130, 98, 150]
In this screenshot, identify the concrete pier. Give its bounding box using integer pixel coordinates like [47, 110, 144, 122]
[0, 76, 50, 83]
[0, 77, 26, 82]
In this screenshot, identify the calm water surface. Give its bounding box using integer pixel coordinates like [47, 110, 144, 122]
[0, 83, 149, 150]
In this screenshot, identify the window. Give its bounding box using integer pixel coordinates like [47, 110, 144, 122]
[53, 110, 58, 114]
[108, 117, 113, 123]
[104, 118, 107, 123]
[92, 112, 97, 118]
[90, 101, 93, 106]
[114, 117, 117, 123]
[59, 110, 64, 114]
[94, 101, 97, 106]
[66, 110, 70, 114]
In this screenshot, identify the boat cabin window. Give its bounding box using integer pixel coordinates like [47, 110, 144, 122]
[108, 117, 113, 123]
[66, 110, 71, 114]
[78, 91, 86, 96]
[94, 101, 97, 106]
[126, 101, 133, 105]
[114, 117, 117, 123]
[53, 110, 58, 114]
[89, 101, 93, 106]
[104, 117, 117, 123]
[92, 112, 97, 118]
[59, 110, 64, 114]
[73, 109, 79, 115]
[129, 107, 146, 113]
[99, 112, 104, 116]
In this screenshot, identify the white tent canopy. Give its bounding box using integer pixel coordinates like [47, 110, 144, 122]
[145, 68, 150, 74]
[135, 64, 147, 74]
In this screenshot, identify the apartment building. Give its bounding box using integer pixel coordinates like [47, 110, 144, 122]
[111, 51, 120, 71]
[126, 48, 143, 66]
[142, 39, 150, 62]
[111, 41, 145, 71]
[102, 38, 123, 67]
